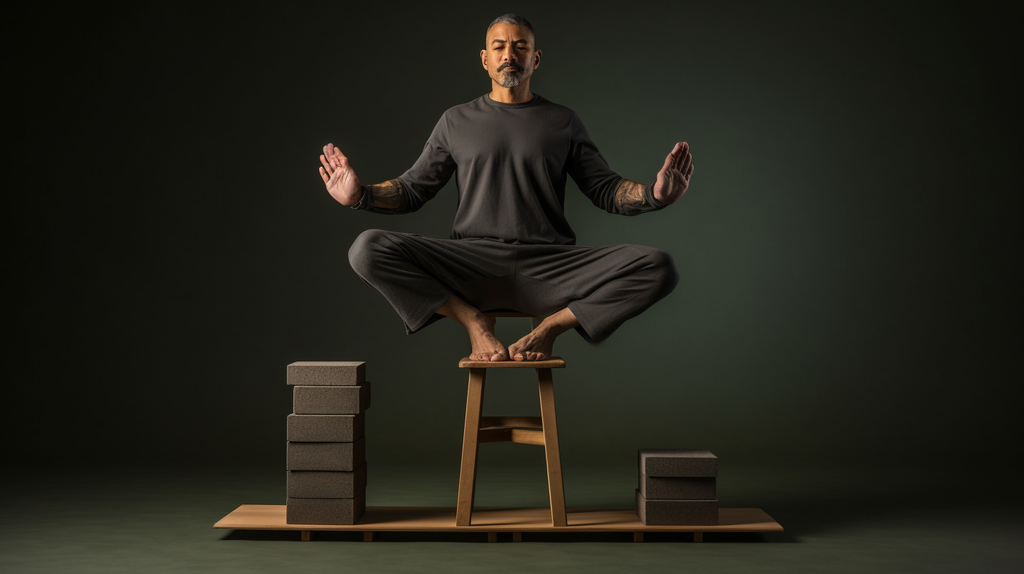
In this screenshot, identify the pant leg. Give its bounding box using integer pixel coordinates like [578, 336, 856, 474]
[347, 230, 519, 334]
[513, 243, 679, 343]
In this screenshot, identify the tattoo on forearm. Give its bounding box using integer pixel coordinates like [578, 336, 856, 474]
[613, 180, 657, 215]
[367, 179, 408, 212]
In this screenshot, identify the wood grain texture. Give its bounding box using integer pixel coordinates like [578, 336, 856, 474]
[215, 506, 784, 533]
[538, 369, 567, 527]
[456, 369, 486, 526]
[459, 358, 566, 369]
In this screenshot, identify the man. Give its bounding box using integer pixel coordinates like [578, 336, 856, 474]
[319, 14, 693, 362]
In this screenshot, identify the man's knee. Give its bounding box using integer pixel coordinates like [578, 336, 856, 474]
[348, 229, 395, 279]
[635, 245, 679, 298]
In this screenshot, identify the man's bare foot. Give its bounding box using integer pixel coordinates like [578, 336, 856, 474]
[507, 308, 580, 361]
[467, 313, 509, 361]
[436, 295, 509, 361]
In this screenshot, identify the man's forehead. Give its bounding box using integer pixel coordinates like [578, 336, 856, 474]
[486, 23, 534, 45]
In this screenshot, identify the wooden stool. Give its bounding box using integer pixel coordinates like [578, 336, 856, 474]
[455, 355, 568, 527]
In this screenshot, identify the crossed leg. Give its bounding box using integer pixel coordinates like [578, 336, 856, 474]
[348, 230, 677, 362]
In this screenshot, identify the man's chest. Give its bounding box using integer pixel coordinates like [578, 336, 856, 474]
[448, 115, 572, 167]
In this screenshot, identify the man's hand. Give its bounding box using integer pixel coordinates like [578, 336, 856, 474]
[652, 142, 694, 205]
[319, 143, 363, 206]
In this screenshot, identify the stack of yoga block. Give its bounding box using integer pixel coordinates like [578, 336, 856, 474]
[285, 361, 370, 525]
[635, 448, 719, 525]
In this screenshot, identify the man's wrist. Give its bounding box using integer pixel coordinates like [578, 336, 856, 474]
[644, 184, 667, 210]
[350, 185, 369, 210]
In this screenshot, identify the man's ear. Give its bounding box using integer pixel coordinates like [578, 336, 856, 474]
[533, 49, 542, 69]
[480, 49, 488, 69]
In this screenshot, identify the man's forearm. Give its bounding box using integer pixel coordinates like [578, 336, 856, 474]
[359, 179, 410, 213]
[613, 180, 665, 216]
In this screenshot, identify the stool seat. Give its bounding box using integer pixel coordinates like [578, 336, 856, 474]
[455, 356, 568, 527]
[458, 357, 566, 369]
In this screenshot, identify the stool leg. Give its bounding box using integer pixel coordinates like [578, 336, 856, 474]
[537, 368, 567, 527]
[456, 368, 486, 526]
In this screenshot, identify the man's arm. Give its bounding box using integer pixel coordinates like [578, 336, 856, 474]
[612, 142, 695, 215]
[319, 143, 411, 212]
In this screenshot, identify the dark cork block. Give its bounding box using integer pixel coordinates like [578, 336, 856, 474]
[287, 413, 365, 442]
[638, 449, 718, 477]
[286, 436, 366, 471]
[292, 383, 371, 415]
[639, 474, 717, 500]
[287, 463, 368, 499]
[286, 490, 366, 525]
[635, 490, 719, 525]
[287, 361, 366, 386]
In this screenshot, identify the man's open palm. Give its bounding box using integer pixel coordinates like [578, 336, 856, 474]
[652, 142, 693, 205]
[319, 143, 363, 206]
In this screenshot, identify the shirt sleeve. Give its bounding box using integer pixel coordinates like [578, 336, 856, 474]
[351, 115, 456, 214]
[565, 113, 665, 215]
[565, 113, 624, 214]
[396, 114, 457, 212]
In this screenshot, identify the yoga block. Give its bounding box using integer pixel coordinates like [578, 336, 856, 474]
[639, 474, 717, 500]
[292, 383, 371, 414]
[288, 463, 368, 499]
[635, 490, 719, 525]
[286, 490, 366, 525]
[287, 436, 366, 471]
[287, 361, 365, 386]
[287, 413, 365, 442]
[639, 449, 718, 477]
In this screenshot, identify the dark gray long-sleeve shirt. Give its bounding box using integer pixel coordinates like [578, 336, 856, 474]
[356, 94, 664, 245]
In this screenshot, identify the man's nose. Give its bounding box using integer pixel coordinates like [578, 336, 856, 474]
[503, 48, 517, 62]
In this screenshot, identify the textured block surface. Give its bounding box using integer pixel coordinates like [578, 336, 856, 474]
[287, 413, 365, 442]
[286, 437, 366, 471]
[286, 490, 366, 525]
[635, 490, 719, 525]
[292, 383, 371, 415]
[287, 464, 368, 499]
[287, 361, 365, 386]
[639, 474, 717, 500]
[639, 449, 718, 477]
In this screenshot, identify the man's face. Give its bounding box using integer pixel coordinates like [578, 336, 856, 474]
[480, 23, 540, 89]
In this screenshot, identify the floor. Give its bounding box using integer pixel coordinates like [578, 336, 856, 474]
[2, 459, 1021, 573]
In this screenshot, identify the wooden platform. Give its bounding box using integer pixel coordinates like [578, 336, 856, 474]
[214, 505, 783, 542]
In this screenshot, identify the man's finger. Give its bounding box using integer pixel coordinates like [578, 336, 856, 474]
[668, 143, 683, 170]
[319, 166, 330, 184]
[660, 150, 674, 175]
[320, 154, 332, 173]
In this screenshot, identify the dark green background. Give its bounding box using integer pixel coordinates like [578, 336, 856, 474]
[11, 2, 1019, 472]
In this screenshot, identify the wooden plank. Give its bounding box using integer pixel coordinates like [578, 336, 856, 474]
[363, 531, 373, 542]
[479, 416, 542, 428]
[509, 428, 544, 446]
[456, 369, 486, 526]
[215, 506, 783, 533]
[459, 357, 565, 369]
[478, 428, 511, 443]
[537, 369, 567, 527]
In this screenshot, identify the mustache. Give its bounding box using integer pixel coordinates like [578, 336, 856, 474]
[498, 62, 523, 72]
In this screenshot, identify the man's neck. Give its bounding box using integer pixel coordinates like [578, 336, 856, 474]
[489, 82, 534, 104]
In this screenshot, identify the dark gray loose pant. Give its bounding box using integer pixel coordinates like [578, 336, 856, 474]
[348, 230, 679, 343]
